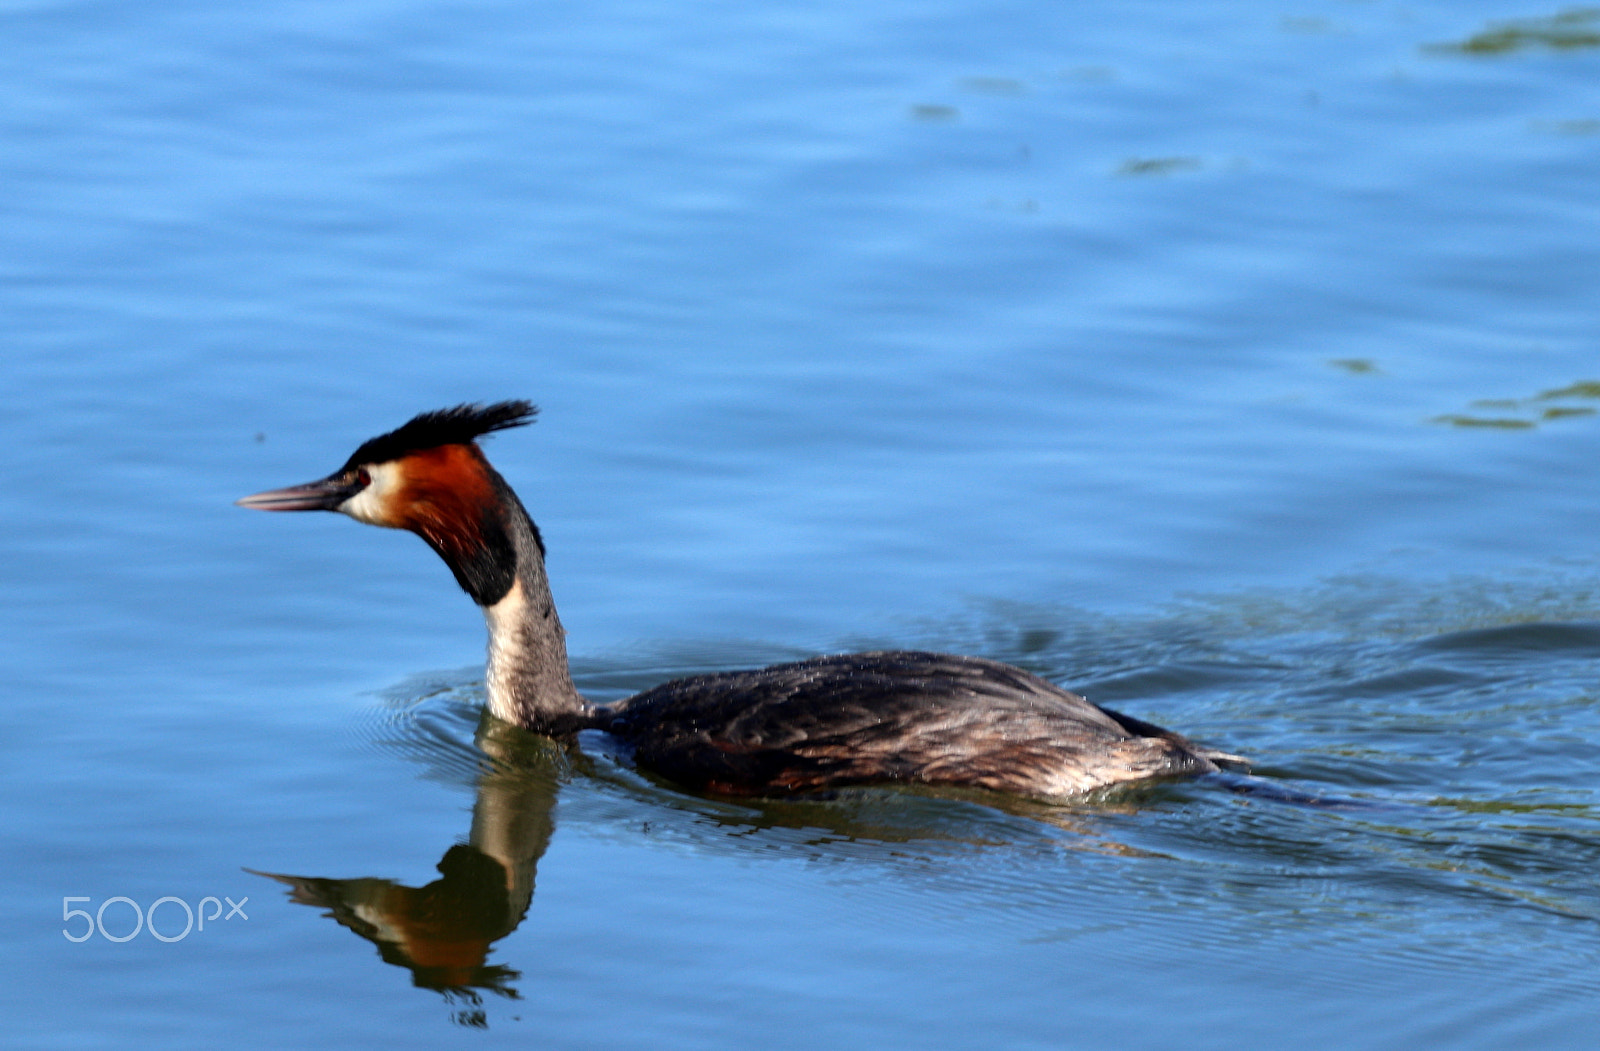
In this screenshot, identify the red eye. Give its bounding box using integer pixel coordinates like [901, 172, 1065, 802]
[356, 468, 371, 487]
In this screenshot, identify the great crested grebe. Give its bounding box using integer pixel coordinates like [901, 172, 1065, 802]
[239, 401, 1244, 798]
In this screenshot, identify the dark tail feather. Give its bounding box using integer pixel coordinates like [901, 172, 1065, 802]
[1206, 771, 1400, 811]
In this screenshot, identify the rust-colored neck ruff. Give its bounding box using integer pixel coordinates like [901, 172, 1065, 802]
[390, 445, 519, 607]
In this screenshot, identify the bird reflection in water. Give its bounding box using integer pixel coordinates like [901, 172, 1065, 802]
[249, 686, 1229, 1027]
[250, 718, 559, 1027]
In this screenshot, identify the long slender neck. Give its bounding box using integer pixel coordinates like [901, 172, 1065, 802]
[367, 443, 590, 731]
[475, 481, 588, 732]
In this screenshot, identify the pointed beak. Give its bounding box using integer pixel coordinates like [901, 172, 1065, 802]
[236, 475, 360, 512]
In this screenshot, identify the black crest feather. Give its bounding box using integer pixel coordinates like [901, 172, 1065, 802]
[340, 401, 538, 470]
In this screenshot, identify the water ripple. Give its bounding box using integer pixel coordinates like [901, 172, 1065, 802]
[351, 576, 1600, 1012]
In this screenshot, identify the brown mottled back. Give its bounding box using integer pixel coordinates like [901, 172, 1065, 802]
[601, 651, 1222, 797]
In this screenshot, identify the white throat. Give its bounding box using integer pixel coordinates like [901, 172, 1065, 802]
[482, 578, 532, 724]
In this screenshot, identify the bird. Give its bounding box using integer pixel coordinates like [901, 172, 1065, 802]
[238, 401, 1244, 798]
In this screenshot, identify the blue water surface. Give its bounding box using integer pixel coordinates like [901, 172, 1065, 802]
[4, 1, 1600, 1047]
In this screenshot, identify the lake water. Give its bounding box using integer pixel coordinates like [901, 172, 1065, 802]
[5, 0, 1600, 1046]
